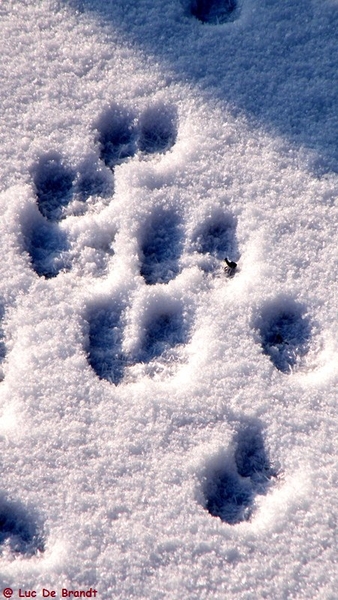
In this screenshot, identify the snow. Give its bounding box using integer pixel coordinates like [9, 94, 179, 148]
[0, 0, 338, 597]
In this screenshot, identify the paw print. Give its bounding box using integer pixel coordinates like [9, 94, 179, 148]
[89, 296, 190, 384]
[139, 207, 183, 285]
[85, 298, 125, 386]
[96, 102, 178, 169]
[203, 421, 277, 524]
[188, 0, 240, 25]
[191, 210, 238, 274]
[85, 201, 239, 385]
[0, 497, 44, 556]
[253, 296, 312, 374]
[22, 103, 179, 280]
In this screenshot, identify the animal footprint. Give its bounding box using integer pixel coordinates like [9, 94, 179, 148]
[139, 208, 183, 285]
[23, 152, 76, 278]
[24, 104, 178, 280]
[86, 300, 125, 385]
[135, 307, 188, 365]
[24, 157, 111, 279]
[25, 217, 70, 279]
[96, 105, 137, 170]
[192, 210, 239, 274]
[32, 152, 75, 222]
[0, 497, 44, 555]
[85, 206, 239, 383]
[138, 104, 177, 155]
[255, 297, 311, 373]
[204, 423, 275, 524]
[189, 0, 239, 24]
[85, 296, 189, 384]
[96, 102, 177, 169]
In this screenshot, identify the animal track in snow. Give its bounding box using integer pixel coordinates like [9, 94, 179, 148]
[86, 297, 189, 384]
[192, 211, 239, 273]
[32, 152, 75, 222]
[255, 297, 311, 374]
[139, 208, 183, 285]
[25, 153, 111, 278]
[138, 104, 177, 155]
[136, 309, 188, 364]
[24, 104, 240, 387]
[25, 104, 177, 280]
[189, 0, 238, 24]
[0, 497, 44, 556]
[96, 105, 137, 170]
[204, 423, 275, 524]
[86, 300, 125, 385]
[85, 205, 239, 382]
[25, 217, 70, 279]
[96, 102, 177, 168]
[24, 152, 75, 278]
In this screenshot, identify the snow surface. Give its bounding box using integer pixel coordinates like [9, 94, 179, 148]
[1, 0, 338, 597]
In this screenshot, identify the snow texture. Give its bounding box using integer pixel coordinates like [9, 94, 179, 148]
[0, 0, 338, 598]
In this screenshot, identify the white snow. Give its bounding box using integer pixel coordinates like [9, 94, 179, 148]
[1, 0, 338, 597]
